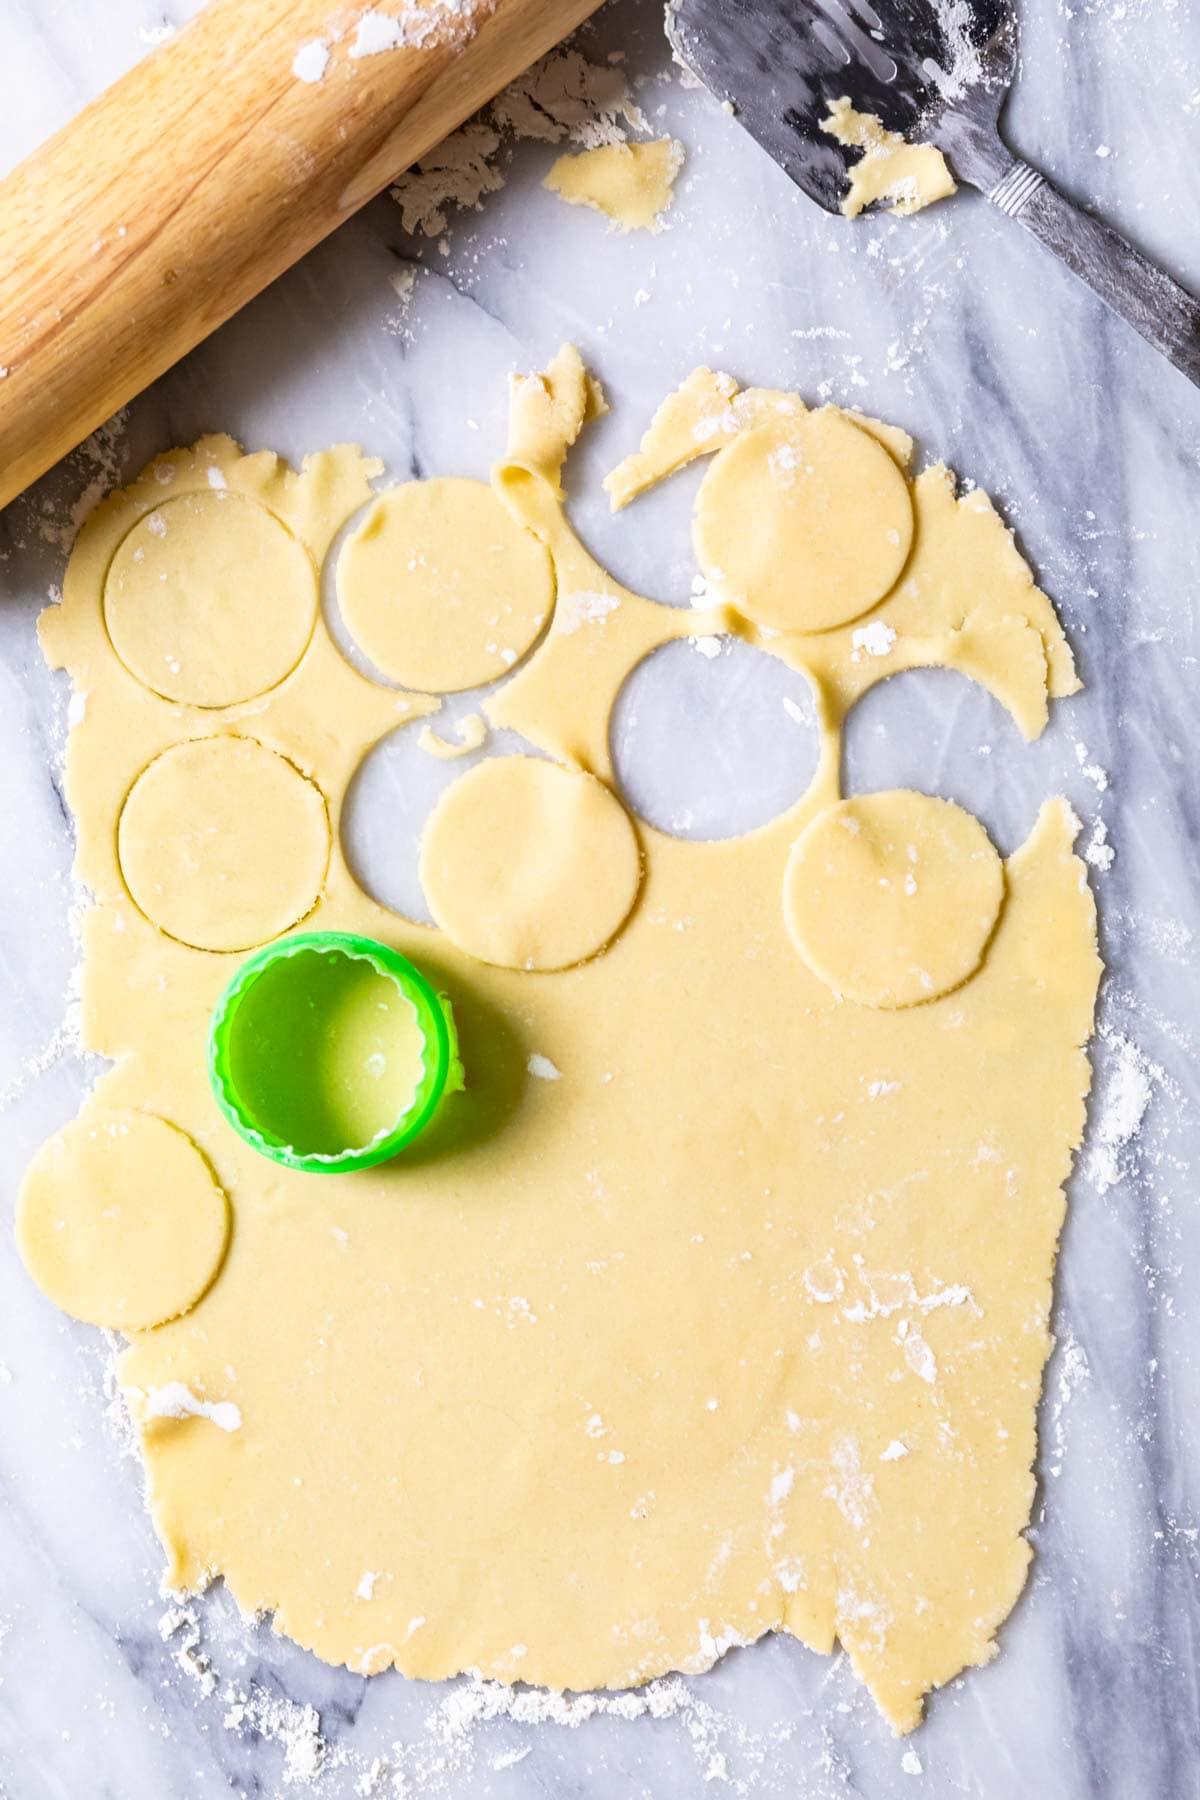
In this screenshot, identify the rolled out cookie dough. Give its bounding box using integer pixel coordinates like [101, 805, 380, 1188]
[693, 409, 915, 633]
[337, 477, 555, 692]
[17, 1108, 228, 1331]
[784, 791, 1005, 1008]
[822, 97, 957, 219]
[20, 355, 1099, 1736]
[104, 488, 318, 707]
[420, 756, 642, 971]
[118, 735, 331, 953]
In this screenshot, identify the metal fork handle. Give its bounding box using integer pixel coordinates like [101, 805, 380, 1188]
[987, 159, 1200, 387]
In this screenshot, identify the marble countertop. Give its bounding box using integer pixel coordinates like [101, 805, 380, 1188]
[3, 1, 1200, 1795]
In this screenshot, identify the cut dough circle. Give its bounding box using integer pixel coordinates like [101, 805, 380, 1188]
[104, 491, 317, 707]
[419, 756, 641, 970]
[118, 736, 330, 952]
[783, 790, 1005, 1008]
[694, 410, 914, 633]
[337, 478, 554, 693]
[17, 1108, 229, 1331]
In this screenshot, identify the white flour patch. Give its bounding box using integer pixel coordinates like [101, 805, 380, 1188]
[558, 589, 621, 633]
[1046, 1330, 1090, 1480]
[224, 1684, 325, 1785]
[1085, 817, 1115, 872]
[292, 40, 329, 83]
[1087, 1031, 1157, 1193]
[850, 621, 896, 661]
[139, 1382, 242, 1433]
[927, 0, 984, 98]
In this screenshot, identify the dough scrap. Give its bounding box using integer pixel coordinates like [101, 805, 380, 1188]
[17, 1108, 228, 1331]
[417, 713, 489, 759]
[600, 372, 1075, 739]
[543, 138, 684, 233]
[104, 489, 317, 708]
[20, 357, 1100, 1738]
[118, 736, 330, 953]
[822, 98, 957, 220]
[419, 756, 642, 970]
[783, 792, 1005, 1008]
[694, 411, 915, 633]
[338, 478, 555, 692]
[507, 342, 608, 494]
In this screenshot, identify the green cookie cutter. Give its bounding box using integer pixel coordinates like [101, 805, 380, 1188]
[208, 931, 463, 1174]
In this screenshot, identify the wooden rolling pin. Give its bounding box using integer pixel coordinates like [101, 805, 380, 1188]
[0, 0, 603, 513]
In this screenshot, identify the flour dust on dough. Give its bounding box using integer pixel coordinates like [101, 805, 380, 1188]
[19, 349, 1099, 1735]
[822, 97, 957, 220]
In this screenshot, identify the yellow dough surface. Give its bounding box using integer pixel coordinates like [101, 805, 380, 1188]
[104, 488, 318, 706]
[822, 98, 957, 220]
[20, 363, 1100, 1736]
[420, 756, 642, 971]
[17, 1108, 229, 1331]
[543, 139, 684, 232]
[118, 735, 331, 953]
[694, 410, 915, 633]
[338, 477, 554, 692]
[784, 792, 1006, 1008]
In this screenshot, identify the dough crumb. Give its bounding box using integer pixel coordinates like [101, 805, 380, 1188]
[527, 1053, 562, 1081]
[543, 139, 685, 234]
[822, 98, 956, 220]
[417, 714, 488, 760]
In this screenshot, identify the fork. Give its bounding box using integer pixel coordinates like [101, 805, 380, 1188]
[668, 0, 1200, 388]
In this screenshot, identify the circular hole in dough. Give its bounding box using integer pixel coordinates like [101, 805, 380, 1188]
[419, 756, 641, 971]
[782, 790, 1005, 1008]
[611, 636, 819, 839]
[104, 491, 318, 707]
[336, 478, 555, 693]
[693, 410, 914, 634]
[17, 1108, 229, 1331]
[118, 736, 331, 953]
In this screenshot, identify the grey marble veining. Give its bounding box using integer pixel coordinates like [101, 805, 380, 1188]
[2, 1, 1200, 1795]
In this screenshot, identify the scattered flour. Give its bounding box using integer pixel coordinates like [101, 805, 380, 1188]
[223, 1684, 325, 1785]
[139, 1381, 242, 1433]
[927, 0, 984, 99]
[558, 589, 622, 633]
[850, 621, 897, 661]
[1046, 1331, 1091, 1480]
[1087, 1031, 1157, 1193]
[527, 1053, 562, 1081]
[391, 47, 649, 237]
[1085, 817, 1115, 872]
[292, 40, 330, 84]
[352, 2, 483, 58]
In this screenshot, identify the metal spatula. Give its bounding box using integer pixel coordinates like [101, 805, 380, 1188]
[666, 0, 1200, 388]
